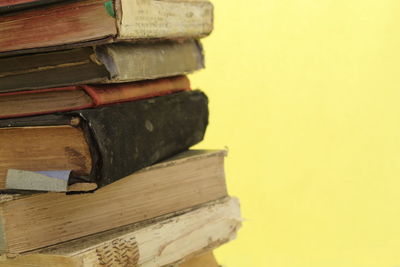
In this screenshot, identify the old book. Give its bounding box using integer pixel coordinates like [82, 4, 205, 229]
[0, 90, 208, 191]
[0, 75, 190, 119]
[0, 40, 203, 93]
[0, 198, 239, 267]
[0, 150, 229, 254]
[0, 0, 213, 56]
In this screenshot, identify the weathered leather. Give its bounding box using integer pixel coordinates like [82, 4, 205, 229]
[0, 90, 209, 188]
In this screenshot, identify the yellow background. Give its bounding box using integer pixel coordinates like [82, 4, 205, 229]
[191, 1, 400, 266]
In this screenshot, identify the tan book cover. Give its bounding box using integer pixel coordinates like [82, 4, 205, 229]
[0, 150, 228, 254]
[0, 197, 240, 267]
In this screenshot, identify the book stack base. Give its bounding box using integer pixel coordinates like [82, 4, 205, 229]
[0, 197, 239, 267]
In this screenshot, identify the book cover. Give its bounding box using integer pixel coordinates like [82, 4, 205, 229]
[0, 0, 213, 56]
[0, 75, 190, 119]
[0, 150, 228, 253]
[0, 197, 240, 266]
[0, 90, 209, 190]
[0, 41, 204, 92]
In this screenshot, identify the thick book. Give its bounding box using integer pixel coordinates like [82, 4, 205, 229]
[0, 198, 240, 267]
[0, 40, 203, 93]
[0, 150, 228, 254]
[0, 75, 190, 119]
[0, 90, 208, 191]
[0, 0, 213, 56]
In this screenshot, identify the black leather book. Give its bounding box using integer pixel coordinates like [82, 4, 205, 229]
[0, 90, 208, 191]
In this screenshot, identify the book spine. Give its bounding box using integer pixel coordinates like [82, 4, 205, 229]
[117, 0, 214, 39]
[82, 75, 191, 105]
[95, 40, 205, 83]
[0, 76, 189, 119]
[75, 90, 209, 187]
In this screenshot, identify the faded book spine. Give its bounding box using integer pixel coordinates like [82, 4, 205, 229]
[0, 151, 227, 253]
[0, 41, 203, 92]
[117, 0, 214, 39]
[0, 0, 214, 56]
[0, 198, 241, 267]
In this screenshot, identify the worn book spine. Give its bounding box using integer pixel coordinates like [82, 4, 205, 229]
[85, 75, 190, 105]
[0, 0, 213, 56]
[0, 41, 203, 92]
[0, 90, 208, 188]
[116, 0, 214, 40]
[97, 41, 204, 83]
[0, 76, 190, 119]
[0, 198, 240, 267]
[0, 150, 228, 253]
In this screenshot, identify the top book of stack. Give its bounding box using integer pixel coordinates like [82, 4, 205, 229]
[0, 0, 213, 56]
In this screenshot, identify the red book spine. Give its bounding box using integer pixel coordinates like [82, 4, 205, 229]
[0, 76, 191, 119]
[83, 76, 191, 106]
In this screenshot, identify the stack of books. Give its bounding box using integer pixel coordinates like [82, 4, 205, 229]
[0, 0, 241, 266]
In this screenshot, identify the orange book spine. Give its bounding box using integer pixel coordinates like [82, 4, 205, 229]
[83, 76, 191, 106]
[0, 76, 191, 119]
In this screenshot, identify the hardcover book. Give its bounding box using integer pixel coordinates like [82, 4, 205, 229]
[0, 197, 240, 266]
[0, 150, 228, 254]
[0, 40, 203, 92]
[0, 75, 190, 119]
[0, 90, 209, 191]
[0, 0, 213, 56]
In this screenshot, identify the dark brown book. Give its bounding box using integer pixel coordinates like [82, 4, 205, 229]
[0, 0, 213, 56]
[0, 40, 203, 93]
